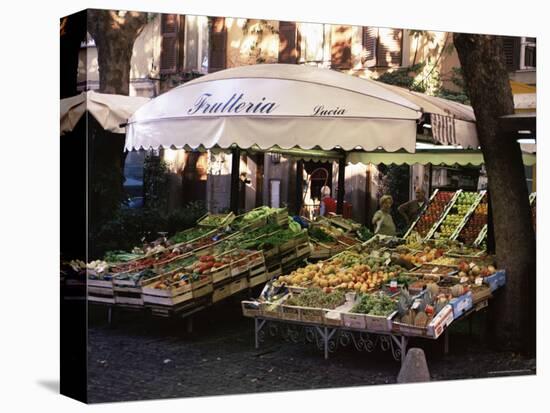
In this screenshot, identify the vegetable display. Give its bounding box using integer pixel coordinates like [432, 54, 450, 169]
[285, 288, 345, 309]
[351, 292, 396, 316]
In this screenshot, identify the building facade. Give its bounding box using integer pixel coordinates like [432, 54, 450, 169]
[80, 12, 536, 224]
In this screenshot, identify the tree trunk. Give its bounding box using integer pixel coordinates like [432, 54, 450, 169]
[60, 12, 87, 98]
[87, 10, 148, 95]
[453, 34, 536, 354]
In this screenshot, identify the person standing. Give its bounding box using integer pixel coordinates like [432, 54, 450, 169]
[398, 188, 427, 226]
[372, 195, 397, 236]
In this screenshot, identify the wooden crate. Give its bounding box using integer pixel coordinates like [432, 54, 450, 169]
[241, 300, 261, 318]
[230, 276, 249, 295]
[281, 249, 297, 265]
[212, 281, 232, 303]
[262, 245, 280, 261]
[364, 312, 395, 333]
[192, 283, 213, 300]
[296, 242, 311, 259]
[341, 312, 367, 329]
[280, 304, 301, 321]
[300, 307, 325, 324]
[142, 275, 193, 307]
[88, 278, 115, 304]
[210, 265, 231, 284]
[190, 274, 212, 291]
[249, 271, 269, 287]
[266, 264, 283, 280]
[260, 301, 283, 319]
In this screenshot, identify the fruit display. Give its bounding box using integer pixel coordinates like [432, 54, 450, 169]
[436, 191, 479, 239]
[457, 195, 488, 245]
[410, 191, 455, 237]
[285, 288, 345, 309]
[276, 260, 404, 294]
[456, 260, 497, 282]
[399, 247, 445, 265]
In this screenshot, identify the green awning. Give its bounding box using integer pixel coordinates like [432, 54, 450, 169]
[347, 150, 536, 166]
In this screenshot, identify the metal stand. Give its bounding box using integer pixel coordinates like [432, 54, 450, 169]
[255, 318, 267, 349]
[314, 326, 338, 360]
[107, 306, 113, 325]
[390, 335, 408, 364]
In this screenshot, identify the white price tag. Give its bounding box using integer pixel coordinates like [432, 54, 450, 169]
[384, 258, 391, 266]
[475, 277, 483, 286]
[390, 280, 398, 288]
[411, 301, 420, 310]
[460, 276, 468, 284]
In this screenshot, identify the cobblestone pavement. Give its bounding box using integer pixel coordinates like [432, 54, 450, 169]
[87, 297, 536, 403]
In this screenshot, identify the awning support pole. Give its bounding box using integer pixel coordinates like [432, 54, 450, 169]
[295, 160, 304, 215]
[230, 147, 241, 214]
[336, 156, 346, 215]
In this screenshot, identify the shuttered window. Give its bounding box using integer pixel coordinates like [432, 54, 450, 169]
[523, 37, 536, 68]
[209, 17, 227, 72]
[500, 36, 520, 71]
[160, 14, 182, 74]
[331, 25, 353, 69]
[362, 27, 402, 68]
[362, 27, 378, 67]
[278, 21, 301, 63]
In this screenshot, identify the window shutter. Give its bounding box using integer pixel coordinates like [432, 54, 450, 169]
[209, 17, 227, 72]
[362, 27, 379, 67]
[331, 25, 352, 69]
[377, 28, 402, 67]
[500, 36, 520, 71]
[278, 21, 301, 63]
[160, 14, 180, 74]
[524, 37, 536, 68]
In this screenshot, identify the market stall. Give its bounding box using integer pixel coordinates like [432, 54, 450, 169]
[241, 235, 505, 362]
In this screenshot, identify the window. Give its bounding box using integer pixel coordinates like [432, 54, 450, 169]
[298, 23, 332, 67]
[362, 27, 403, 68]
[501, 35, 536, 71]
[184, 15, 209, 73]
[521, 37, 536, 69]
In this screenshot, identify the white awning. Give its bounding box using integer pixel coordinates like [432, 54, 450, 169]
[60, 90, 150, 135]
[125, 64, 423, 153]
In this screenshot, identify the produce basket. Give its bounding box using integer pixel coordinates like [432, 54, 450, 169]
[142, 276, 194, 307]
[197, 212, 235, 228]
[212, 280, 233, 303]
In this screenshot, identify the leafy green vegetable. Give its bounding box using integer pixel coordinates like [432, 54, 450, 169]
[308, 227, 335, 242]
[351, 292, 396, 316]
[285, 288, 345, 309]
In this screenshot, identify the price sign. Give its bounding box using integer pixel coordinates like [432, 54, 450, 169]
[384, 258, 392, 266]
[460, 276, 468, 284]
[475, 277, 483, 286]
[390, 280, 398, 288]
[411, 301, 420, 310]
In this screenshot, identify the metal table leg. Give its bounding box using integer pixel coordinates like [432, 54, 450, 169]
[107, 306, 112, 325]
[390, 335, 408, 364]
[255, 318, 267, 349]
[444, 330, 450, 355]
[186, 316, 193, 333]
